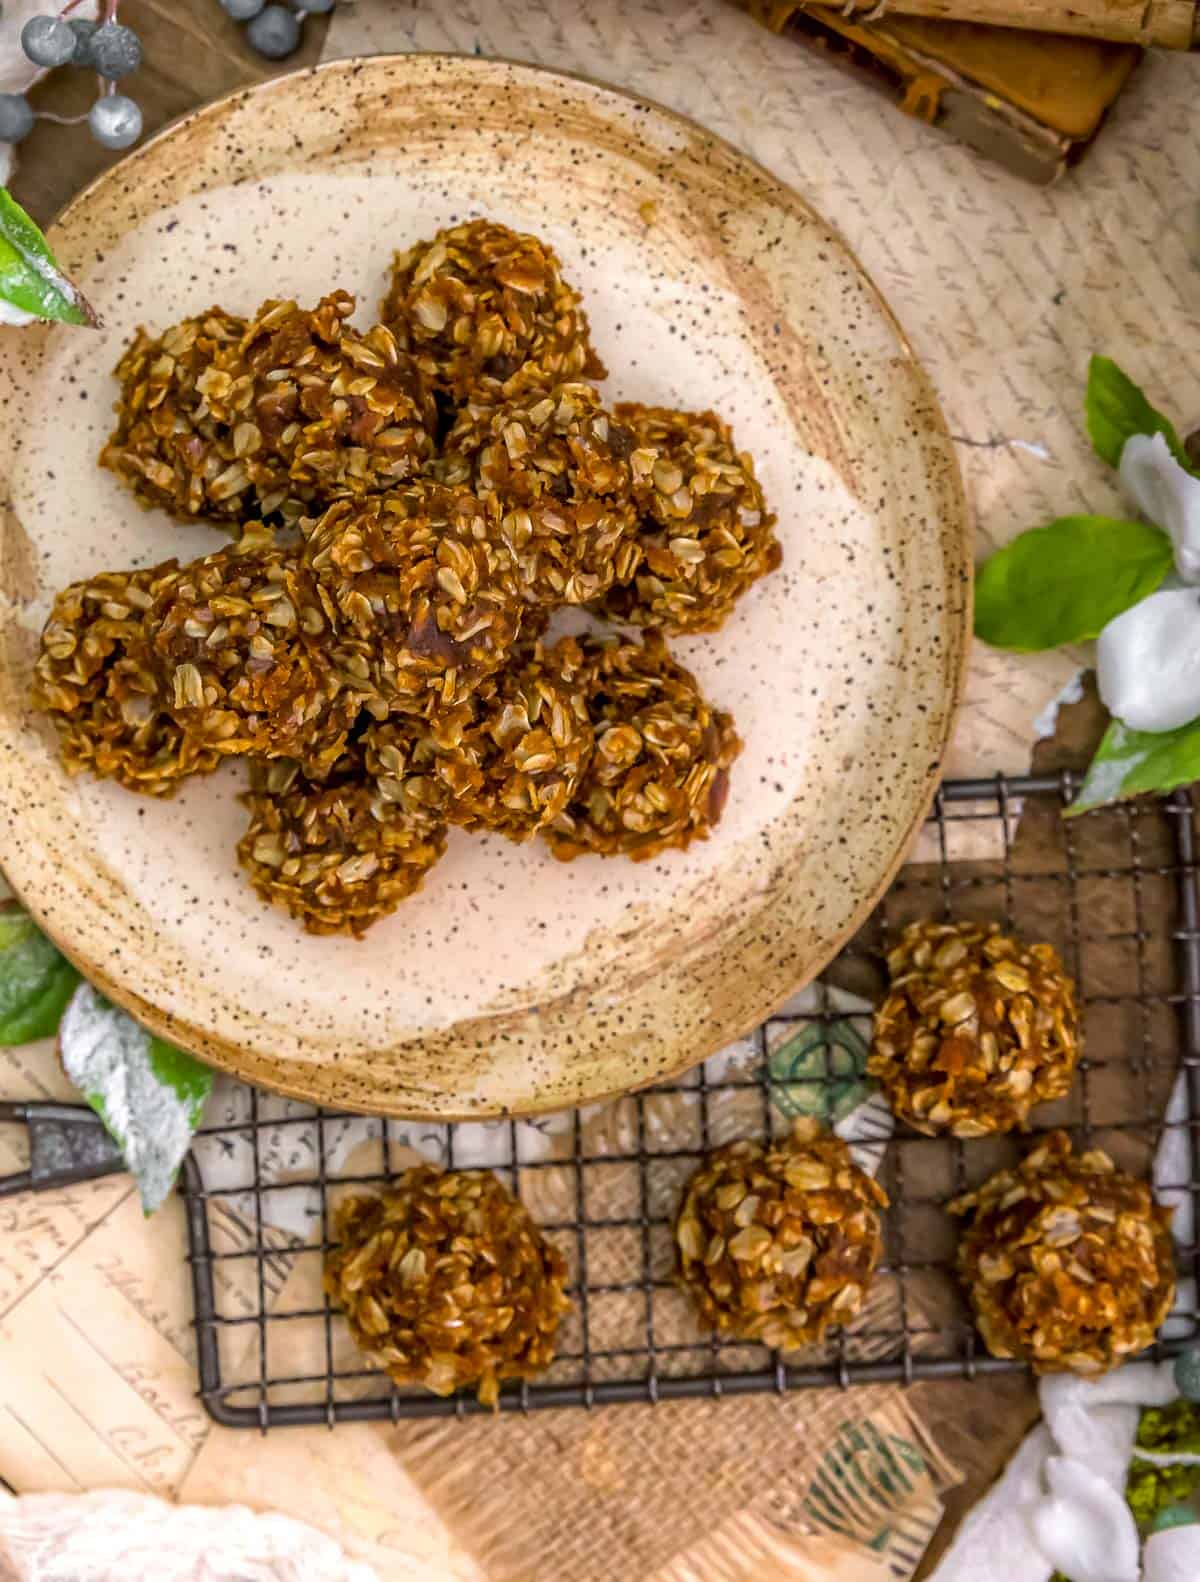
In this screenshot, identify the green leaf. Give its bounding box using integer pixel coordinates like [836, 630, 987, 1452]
[0, 905, 81, 1044]
[0, 188, 97, 327]
[974, 515, 1173, 652]
[59, 982, 213, 1213]
[1070, 715, 1200, 815]
[1086, 356, 1188, 470]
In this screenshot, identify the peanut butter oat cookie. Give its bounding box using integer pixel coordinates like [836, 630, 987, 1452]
[239, 750, 447, 937]
[952, 1132, 1175, 1375]
[324, 1166, 570, 1406]
[102, 292, 436, 522]
[417, 635, 594, 840]
[543, 632, 740, 861]
[33, 562, 221, 797]
[99, 307, 254, 522]
[676, 1117, 887, 1350]
[153, 530, 361, 775]
[869, 921, 1080, 1138]
[594, 403, 780, 634]
[301, 484, 525, 716]
[441, 375, 649, 606]
[381, 219, 605, 398]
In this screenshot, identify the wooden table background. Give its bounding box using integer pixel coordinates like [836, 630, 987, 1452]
[4, 3, 1149, 1575]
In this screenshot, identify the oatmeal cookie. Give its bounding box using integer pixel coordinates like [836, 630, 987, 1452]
[239, 751, 447, 937]
[32, 562, 219, 796]
[440, 376, 650, 606]
[153, 529, 361, 775]
[380, 219, 605, 398]
[419, 635, 594, 840]
[952, 1132, 1175, 1375]
[543, 632, 740, 861]
[102, 293, 435, 522]
[869, 921, 1079, 1138]
[301, 484, 525, 715]
[676, 1117, 887, 1350]
[594, 403, 780, 633]
[324, 1166, 570, 1405]
[99, 307, 253, 522]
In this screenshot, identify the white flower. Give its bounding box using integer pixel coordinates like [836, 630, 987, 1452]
[1120, 432, 1200, 582]
[1097, 588, 1200, 732]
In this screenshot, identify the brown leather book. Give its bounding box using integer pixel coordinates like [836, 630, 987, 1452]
[733, 1, 1141, 184]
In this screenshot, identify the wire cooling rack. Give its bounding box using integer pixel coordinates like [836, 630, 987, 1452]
[181, 774, 1200, 1427]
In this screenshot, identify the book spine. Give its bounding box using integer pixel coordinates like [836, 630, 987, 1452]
[780, 0, 1197, 48]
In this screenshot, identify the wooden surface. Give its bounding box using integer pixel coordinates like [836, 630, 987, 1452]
[0, 3, 1136, 1576]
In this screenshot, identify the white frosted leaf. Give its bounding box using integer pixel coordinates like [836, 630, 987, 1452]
[1120, 432, 1200, 582]
[1097, 587, 1200, 732]
[59, 983, 212, 1213]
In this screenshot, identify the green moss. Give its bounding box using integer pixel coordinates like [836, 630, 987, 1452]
[1126, 1459, 1200, 1535]
[1050, 1401, 1200, 1582]
[1137, 1401, 1200, 1456]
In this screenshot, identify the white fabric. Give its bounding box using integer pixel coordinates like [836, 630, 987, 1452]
[1144, 1526, 1200, 1582]
[1029, 1458, 1141, 1582]
[929, 1076, 1197, 1582]
[0, 1489, 383, 1581]
[925, 1425, 1055, 1582]
[1040, 1364, 1179, 1490]
[1120, 433, 1200, 584]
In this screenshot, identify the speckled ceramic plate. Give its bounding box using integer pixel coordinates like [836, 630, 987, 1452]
[0, 55, 969, 1118]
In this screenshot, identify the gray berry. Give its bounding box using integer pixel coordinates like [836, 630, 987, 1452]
[0, 94, 34, 145]
[68, 17, 98, 65]
[89, 22, 142, 81]
[220, 0, 265, 17]
[21, 14, 77, 69]
[88, 92, 142, 151]
[245, 4, 301, 58]
[297, 0, 335, 10]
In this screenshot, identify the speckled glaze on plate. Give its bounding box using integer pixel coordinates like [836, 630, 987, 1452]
[0, 55, 969, 1119]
